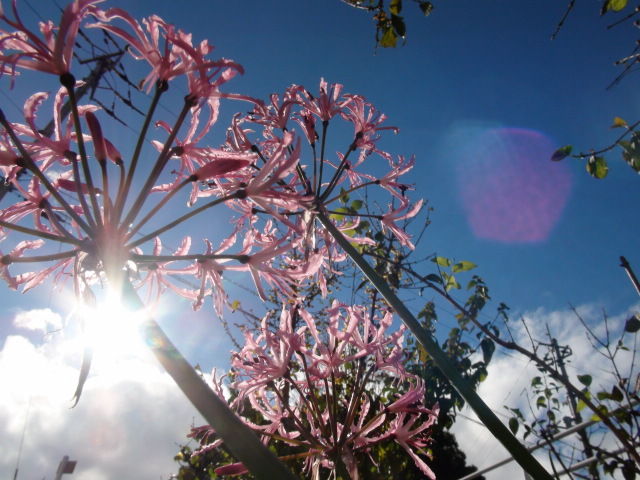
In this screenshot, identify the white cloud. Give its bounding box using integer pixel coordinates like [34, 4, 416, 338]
[0, 308, 207, 480]
[3, 303, 637, 480]
[13, 308, 63, 331]
[451, 302, 639, 479]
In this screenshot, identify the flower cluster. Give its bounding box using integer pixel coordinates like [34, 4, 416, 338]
[192, 302, 438, 479]
[0, 1, 434, 478]
[0, 0, 422, 314]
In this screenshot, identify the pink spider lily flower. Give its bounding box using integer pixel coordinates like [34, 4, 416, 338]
[380, 197, 424, 249]
[0, 239, 43, 289]
[294, 78, 352, 123]
[231, 307, 304, 399]
[193, 302, 438, 478]
[132, 236, 195, 310]
[0, 0, 102, 82]
[237, 231, 323, 301]
[87, 8, 243, 95]
[386, 378, 435, 415]
[247, 86, 301, 131]
[384, 410, 439, 480]
[342, 94, 398, 160]
[12, 87, 98, 170]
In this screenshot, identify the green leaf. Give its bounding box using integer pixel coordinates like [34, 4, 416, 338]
[452, 260, 477, 273]
[590, 405, 608, 421]
[610, 385, 624, 402]
[433, 256, 451, 267]
[419, 1, 434, 16]
[622, 151, 640, 173]
[576, 399, 587, 413]
[551, 145, 572, 162]
[329, 206, 350, 221]
[587, 155, 608, 179]
[480, 338, 495, 364]
[577, 374, 592, 387]
[536, 396, 546, 409]
[339, 187, 350, 204]
[390, 14, 406, 38]
[390, 0, 402, 15]
[425, 273, 442, 284]
[601, 0, 629, 14]
[508, 417, 519, 435]
[230, 300, 241, 311]
[531, 376, 542, 388]
[350, 199, 363, 210]
[444, 274, 461, 291]
[625, 313, 640, 332]
[380, 26, 398, 48]
[611, 116, 628, 128]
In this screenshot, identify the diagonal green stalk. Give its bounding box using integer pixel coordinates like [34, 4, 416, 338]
[316, 210, 553, 480]
[114, 275, 297, 480]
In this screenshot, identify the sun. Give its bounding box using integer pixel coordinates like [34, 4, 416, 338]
[78, 289, 151, 372]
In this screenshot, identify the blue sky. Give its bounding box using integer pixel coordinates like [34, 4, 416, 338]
[1, 1, 639, 479]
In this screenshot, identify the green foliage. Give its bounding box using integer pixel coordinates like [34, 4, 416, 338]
[552, 117, 640, 179]
[551, 145, 572, 162]
[340, 0, 432, 49]
[625, 313, 640, 332]
[618, 131, 640, 174]
[587, 155, 609, 179]
[430, 256, 477, 292]
[601, 0, 629, 15]
[504, 310, 640, 478]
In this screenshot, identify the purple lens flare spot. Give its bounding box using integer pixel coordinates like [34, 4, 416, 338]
[457, 127, 572, 243]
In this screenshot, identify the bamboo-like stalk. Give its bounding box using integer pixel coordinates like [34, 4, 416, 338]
[115, 275, 298, 480]
[316, 211, 553, 480]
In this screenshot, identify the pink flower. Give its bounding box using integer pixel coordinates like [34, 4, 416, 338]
[88, 8, 243, 95]
[380, 197, 424, 249]
[294, 78, 352, 122]
[0, 0, 102, 81]
[386, 410, 438, 480]
[193, 302, 439, 478]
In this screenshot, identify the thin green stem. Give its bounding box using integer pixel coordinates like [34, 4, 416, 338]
[0, 219, 82, 246]
[40, 199, 77, 242]
[338, 363, 374, 446]
[298, 355, 332, 440]
[2, 249, 77, 264]
[316, 210, 554, 480]
[130, 253, 248, 263]
[120, 100, 193, 232]
[126, 176, 193, 239]
[68, 151, 97, 231]
[126, 192, 239, 249]
[100, 160, 112, 224]
[319, 135, 359, 203]
[113, 276, 297, 480]
[317, 120, 329, 194]
[271, 382, 321, 447]
[323, 181, 376, 205]
[64, 81, 103, 230]
[113, 81, 167, 226]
